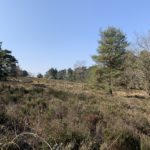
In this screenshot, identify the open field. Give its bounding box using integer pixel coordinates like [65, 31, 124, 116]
[0, 78, 150, 150]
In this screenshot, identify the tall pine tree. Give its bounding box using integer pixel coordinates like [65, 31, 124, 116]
[93, 27, 129, 94]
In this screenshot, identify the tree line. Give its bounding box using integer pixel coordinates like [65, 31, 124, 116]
[43, 66, 87, 82]
[44, 27, 150, 94]
[1, 26, 150, 94]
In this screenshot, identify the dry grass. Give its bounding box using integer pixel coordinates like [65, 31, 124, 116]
[0, 77, 150, 149]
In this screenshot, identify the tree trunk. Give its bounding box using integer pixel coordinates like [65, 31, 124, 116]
[109, 67, 113, 95]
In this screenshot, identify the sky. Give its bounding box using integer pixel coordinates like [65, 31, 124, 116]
[0, 0, 150, 75]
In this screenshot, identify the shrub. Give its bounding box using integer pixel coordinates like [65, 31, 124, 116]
[104, 128, 140, 150]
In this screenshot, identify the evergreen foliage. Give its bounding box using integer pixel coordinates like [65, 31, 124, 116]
[92, 27, 129, 94]
[0, 49, 18, 80]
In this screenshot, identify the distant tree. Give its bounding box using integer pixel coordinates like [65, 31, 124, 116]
[37, 73, 43, 78]
[74, 61, 87, 82]
[67, 68, 74, 81]
[57, 69, 67, 80]
[21, 70, 29, 77]
[86, 66, 99, 87]
[121, 51, 145, 89]
[74, 66, 87, 82]
[139, 50, 150, 92]
[134, 30, 150, 91]
[136, 31, 150, 51]
[92, 27, 129, 94]
[45, 68, 58, 79]
[0, 49, 18, 80]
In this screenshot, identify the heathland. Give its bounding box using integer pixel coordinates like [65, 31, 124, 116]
[0, 77, 150, 149]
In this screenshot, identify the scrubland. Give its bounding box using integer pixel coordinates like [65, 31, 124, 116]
[0, 78, 150, 150]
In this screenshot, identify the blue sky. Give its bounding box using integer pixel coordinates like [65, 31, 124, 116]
[0, 0, 150, 75]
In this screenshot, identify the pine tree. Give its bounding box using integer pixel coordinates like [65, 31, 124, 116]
[92, 27, 129, 94]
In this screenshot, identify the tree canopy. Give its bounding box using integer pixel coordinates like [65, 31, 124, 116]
[92, 27, 129, 94]
[0, 49, 18, 80]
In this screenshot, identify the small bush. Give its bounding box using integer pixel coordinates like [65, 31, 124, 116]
[104, 128, 140, 150]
